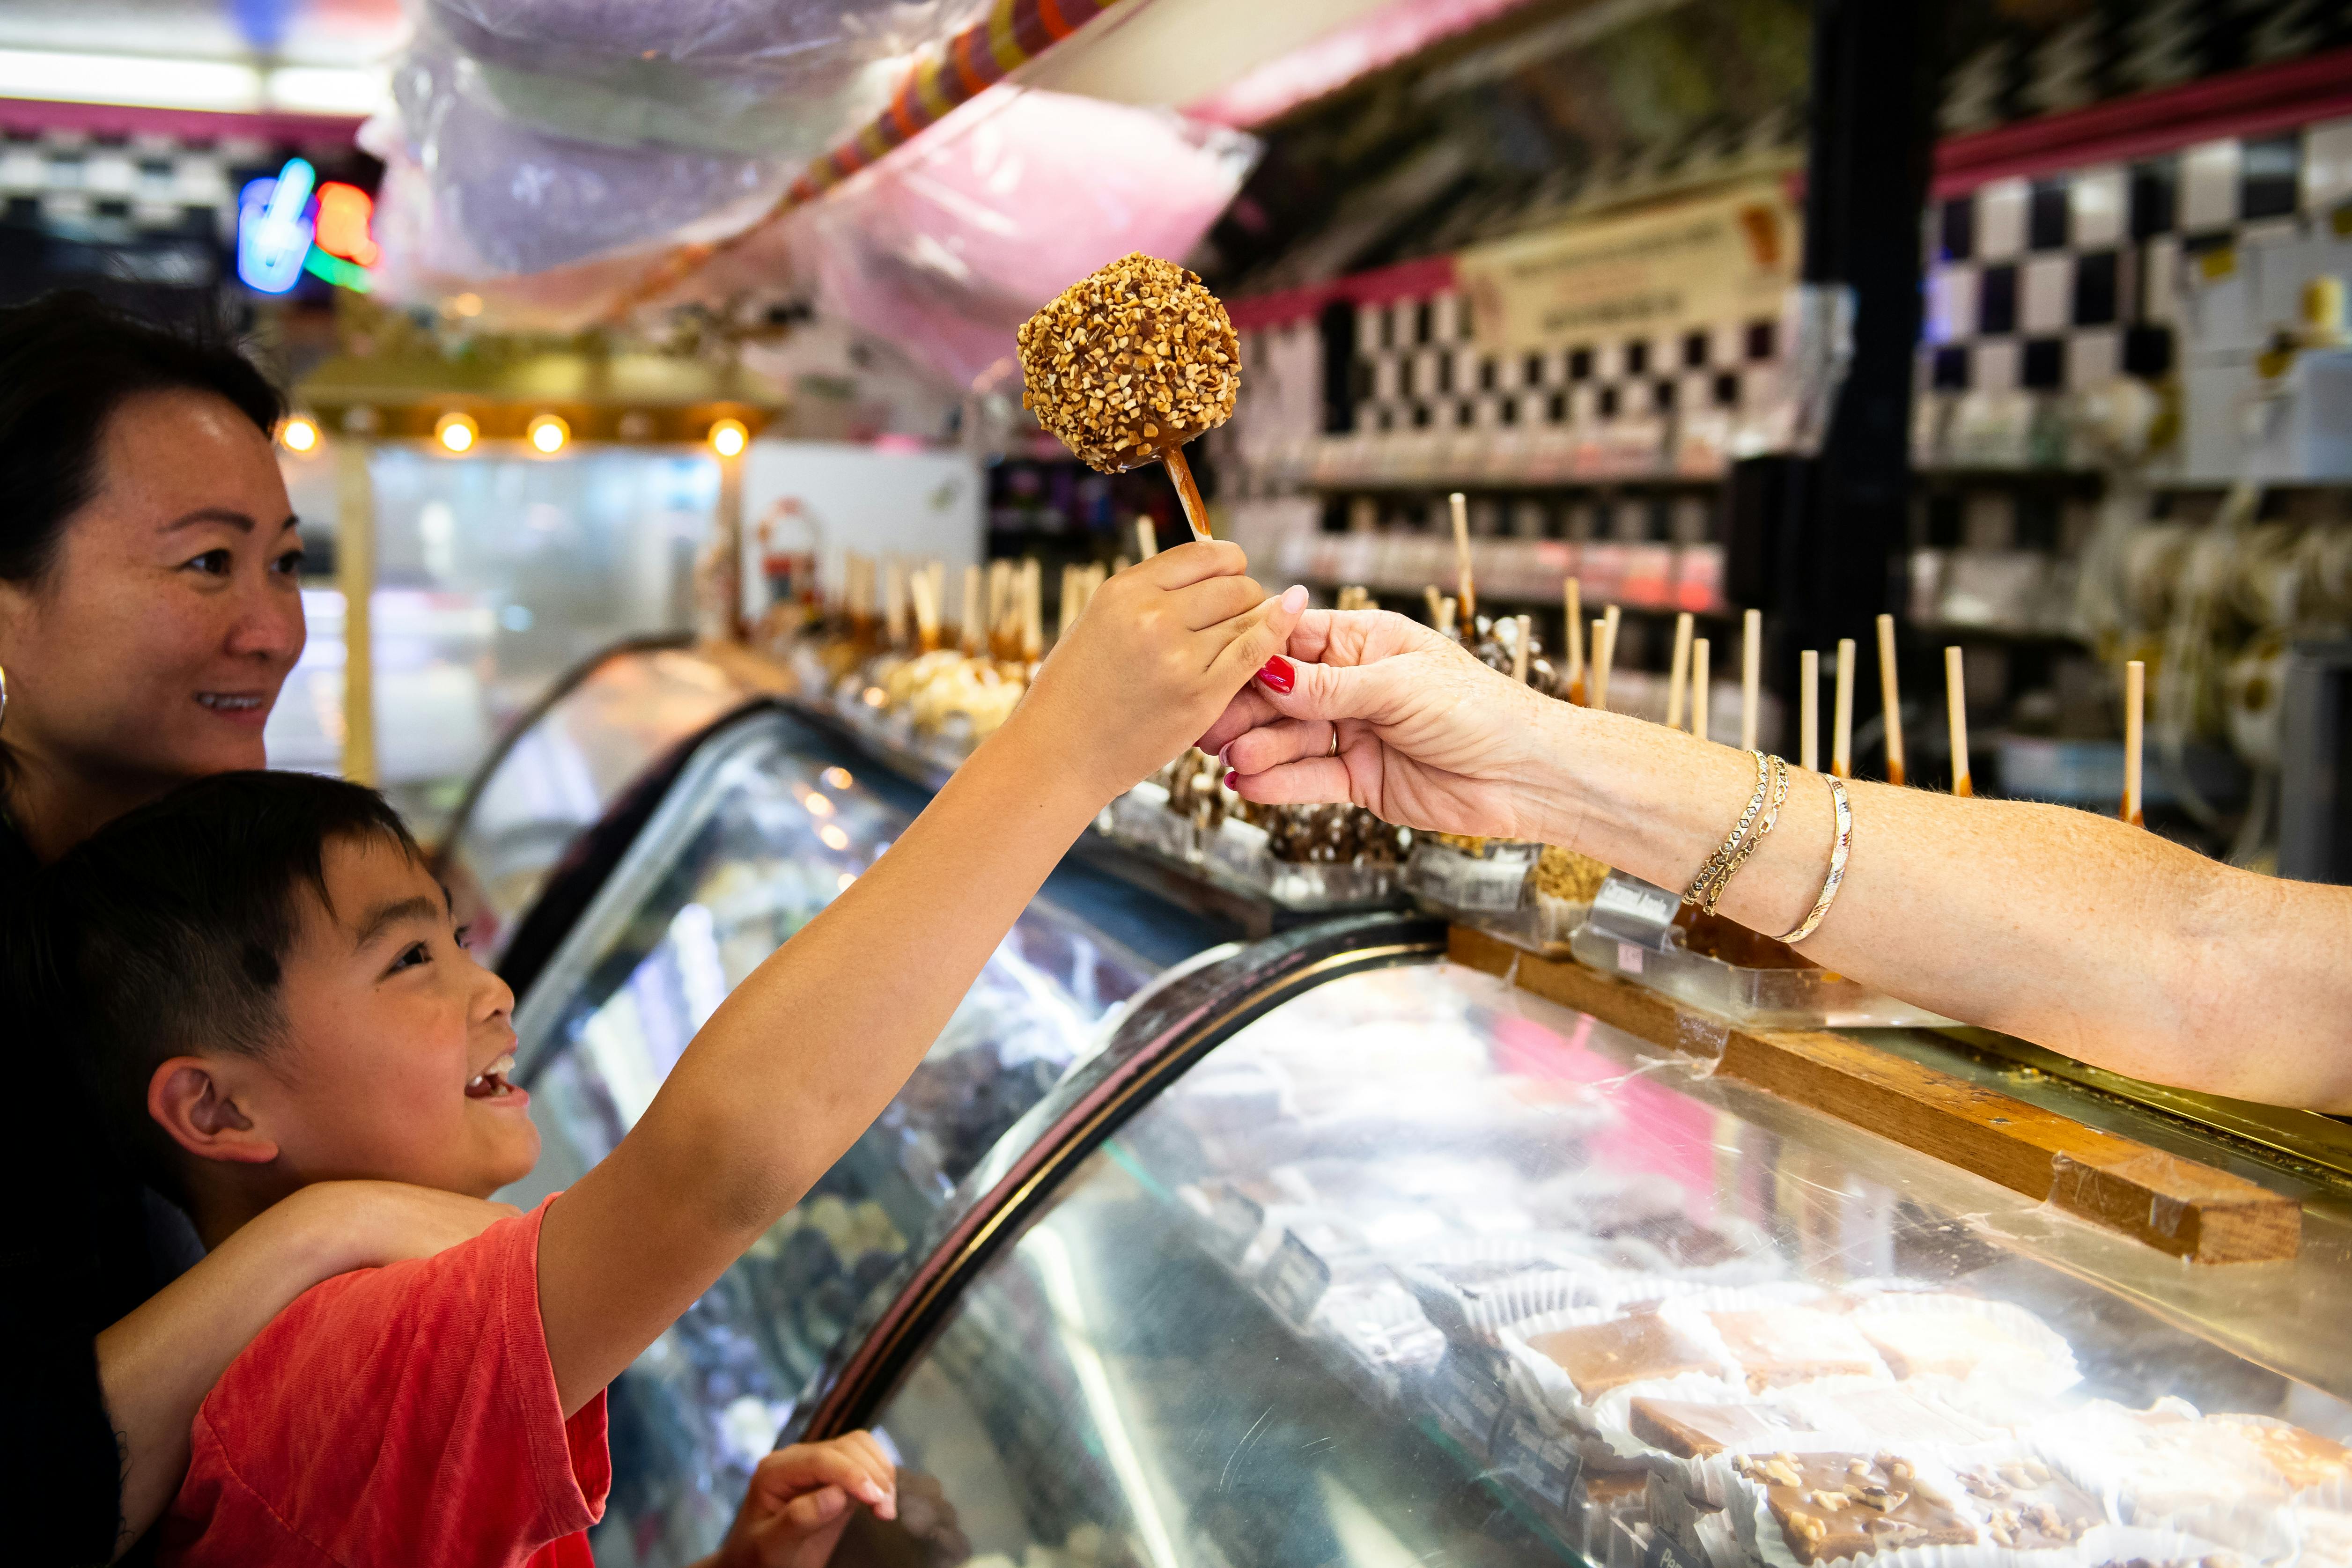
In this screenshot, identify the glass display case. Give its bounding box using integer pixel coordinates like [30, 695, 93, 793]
[772, 917, 2352, 1568]
[494, 700, 1223, 1566]
[436, 640, 761, 968]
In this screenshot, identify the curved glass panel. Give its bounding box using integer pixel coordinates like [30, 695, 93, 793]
[442, 646, 754, 963]
[843, 961, 2352, 1568]
[503, 709, 1154, 1566]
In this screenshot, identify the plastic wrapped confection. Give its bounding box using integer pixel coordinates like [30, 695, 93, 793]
[418, 0, 984, 115]
[368, 30, 794, 279]
[789, 87, 1259, 390]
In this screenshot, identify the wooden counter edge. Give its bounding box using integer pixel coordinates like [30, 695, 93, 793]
[1447, 925, 2300, 1264]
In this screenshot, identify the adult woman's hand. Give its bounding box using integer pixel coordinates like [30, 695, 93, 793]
[1201, 608, 2352, 1112]
[1198, 609, 1560, 839]
[98, 1182, 516, 1557]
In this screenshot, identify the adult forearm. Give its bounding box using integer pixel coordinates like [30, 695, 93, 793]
[1527, 704, 2352, 1107]
[95, 1188, 359, 1555]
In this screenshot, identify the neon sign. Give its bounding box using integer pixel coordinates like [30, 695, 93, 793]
[236, 158, 380, 294]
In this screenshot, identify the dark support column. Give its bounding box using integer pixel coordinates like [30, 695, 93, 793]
[1755, 0, 1938, 710]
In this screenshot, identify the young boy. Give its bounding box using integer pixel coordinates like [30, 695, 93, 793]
[33, 547, 1306, 1568]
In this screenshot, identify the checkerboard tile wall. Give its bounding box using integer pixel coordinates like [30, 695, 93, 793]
[1919, 116, 2352, 399]
[0, 128, 253, 243]
[1342, 288, 1786, 438]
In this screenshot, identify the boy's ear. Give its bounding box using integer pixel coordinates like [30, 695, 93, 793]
[148, 1058, 281, 1166]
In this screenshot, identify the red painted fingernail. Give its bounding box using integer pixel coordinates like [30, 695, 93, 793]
[1257, 655, 1295, 693]
[1224, 770, 1238, 788]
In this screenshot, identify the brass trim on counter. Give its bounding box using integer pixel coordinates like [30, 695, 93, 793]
[1933, 1025, 2352, 1184]
[1447, 925, 2301, 1265]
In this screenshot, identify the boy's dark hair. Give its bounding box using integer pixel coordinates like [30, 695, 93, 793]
[26, 772, 421, 1198]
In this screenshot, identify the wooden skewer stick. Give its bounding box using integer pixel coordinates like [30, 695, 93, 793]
[884, 557, 907, 648]
[1563, 578, 1586, 705]
[1593, 604, 1621, 713]
[2123, 658, 2146, 827]
[1946, 645, 1973, 797]
[1740, 607, 1762, 752]
[1832, 637, 1856, 779]
[1511, 614, 1532, 684]
[960, 564, 983, 656]
[1877, 612, 1906, 787]
[1799, 649, 1821, 772]
[1134, 515, 1159, 560]
[1691, 638, 1711, 743]
[1437, 595, 1458, 639]
[1666, 611, 1695, 731]
[907, 565, 933, 652]
[1019, 558, 1044, 662]
[1424, 584, 1445, 631]
[1449, 491, 1476, 625]
[1163, 448, 1212, 544]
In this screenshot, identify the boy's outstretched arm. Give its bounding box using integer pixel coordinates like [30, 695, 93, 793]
[538, 544, 1306, 1413]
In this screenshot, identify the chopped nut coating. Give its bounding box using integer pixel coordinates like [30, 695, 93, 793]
[1016, 253, 1241, 474]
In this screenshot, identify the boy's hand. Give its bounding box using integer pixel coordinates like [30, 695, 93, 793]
[705, 1433, 897, 1568]
[1013, 539, 1309, 806]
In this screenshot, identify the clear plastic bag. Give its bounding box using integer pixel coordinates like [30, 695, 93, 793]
[774, 86, 1260, 390]
[368, 31, 794, 278]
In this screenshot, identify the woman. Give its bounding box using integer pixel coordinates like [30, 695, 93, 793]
[1204, 610, 2352, 1111]
[0, 292, 514, 1562]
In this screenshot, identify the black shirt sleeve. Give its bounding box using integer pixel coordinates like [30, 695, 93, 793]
[1, 815, 140, 1563]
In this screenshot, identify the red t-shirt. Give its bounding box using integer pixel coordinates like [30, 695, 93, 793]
[161, 1195, 609, 1568]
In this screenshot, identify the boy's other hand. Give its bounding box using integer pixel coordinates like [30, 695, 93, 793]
[1015, 540, 1309, 805]
[707, 1432, 897, 1568]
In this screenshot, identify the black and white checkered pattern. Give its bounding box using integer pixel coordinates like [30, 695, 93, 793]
[1918, 114, 2352, 396]
[1938, 0, 2352, 137]
[0, 129, 249, 244]
[1346, 289, 1785, 436]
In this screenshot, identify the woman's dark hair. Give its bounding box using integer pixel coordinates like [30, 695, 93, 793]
[0, 289, 285, 587]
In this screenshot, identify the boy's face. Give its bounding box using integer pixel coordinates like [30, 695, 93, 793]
[242, 834, 538, 1199]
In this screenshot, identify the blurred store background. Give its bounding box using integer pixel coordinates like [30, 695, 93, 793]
[3, 0, 2348, 871]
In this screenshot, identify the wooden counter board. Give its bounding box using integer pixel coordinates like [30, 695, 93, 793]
[1447, 926, 2300, 1265]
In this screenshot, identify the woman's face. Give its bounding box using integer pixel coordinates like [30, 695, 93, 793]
[0, 388, 306, 794]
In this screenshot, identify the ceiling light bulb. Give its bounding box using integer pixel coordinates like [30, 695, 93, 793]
[708, 417, 748, 458]
[435, 412, 478, 454]
[279, 415, 320, 454]
[527, 414, 569, 454]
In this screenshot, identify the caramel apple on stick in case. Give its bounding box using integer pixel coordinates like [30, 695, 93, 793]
[1592, 604, 1620, 713]
[1691, 638, 1711, 742]
[1666, 611, 1694, 731]
[2123, 658, 2146, 826]
[959, 564, 983, 657]
[1740, 607, 1762, 751]
[1946, 645, 1973, 797]
[1017, 254, 1239, 545]
[1450, 492, 1475, 624]
[1877, 612, 1906, 786]
[1563, 578, 1586, 705]
[1832, 636, 1856, 779]
[1799, 649, 1821, 772]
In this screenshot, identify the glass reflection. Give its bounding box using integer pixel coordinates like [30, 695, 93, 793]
[848, 963, 2352, 1568]
[507, 715, 1150, 1564]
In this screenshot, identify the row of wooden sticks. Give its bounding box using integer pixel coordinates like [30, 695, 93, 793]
[1407, 493, 2153, 827]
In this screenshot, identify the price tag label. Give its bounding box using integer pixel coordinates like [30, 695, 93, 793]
[1264, 1231, 1333, 1324]
[1588, 872, 1682, 950]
